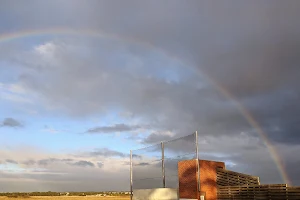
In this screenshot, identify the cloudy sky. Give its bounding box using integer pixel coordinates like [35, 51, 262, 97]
[0, 0, 300, 192]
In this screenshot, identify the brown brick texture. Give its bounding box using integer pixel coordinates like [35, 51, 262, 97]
[199, 160, 225, 200]
[178, 159, 225, 200]
[178, 159, 198, 199]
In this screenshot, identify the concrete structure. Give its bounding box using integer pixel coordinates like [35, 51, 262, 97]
[133, 188, 178, 200]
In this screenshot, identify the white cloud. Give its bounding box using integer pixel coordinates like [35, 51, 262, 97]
[34, 42, 56, 56]
[0, 83, 27, 94]
[41, 126, 68, 134]
[0, 82, 35, 104]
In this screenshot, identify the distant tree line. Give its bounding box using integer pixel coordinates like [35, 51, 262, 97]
[0, 191, 130, 197]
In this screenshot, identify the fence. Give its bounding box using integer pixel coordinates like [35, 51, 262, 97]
[216, 167, 260, 187]
[130, 132, 199, 199]
[217, 184, 300, 200]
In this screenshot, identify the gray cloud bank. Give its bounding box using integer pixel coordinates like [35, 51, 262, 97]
[2, 158, 100, 168]
[87, 123, 142, 134]
[0, 118, 23, 128]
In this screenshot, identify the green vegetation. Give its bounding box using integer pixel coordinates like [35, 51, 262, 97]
[5, 193, 30, 198]
[0, 191, 130, 197]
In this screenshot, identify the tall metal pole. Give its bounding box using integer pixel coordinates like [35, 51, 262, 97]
[195, 131, 201, 194]
[161, 141, 166, 188]
[130, 150, 133, 200]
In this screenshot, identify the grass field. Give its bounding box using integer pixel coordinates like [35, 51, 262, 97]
[0, 197, 130, 200]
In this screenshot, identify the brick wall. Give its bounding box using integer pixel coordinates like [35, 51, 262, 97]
[199, 160, 225, 200]
[178, 159, 198, 199]
[178, 159, 225, 200]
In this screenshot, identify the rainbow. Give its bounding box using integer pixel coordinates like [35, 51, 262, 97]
[209, 78, 291, 186]
[0, 27, 291, 185]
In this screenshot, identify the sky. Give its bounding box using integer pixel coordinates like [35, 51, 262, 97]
[0, 0, 300, 192]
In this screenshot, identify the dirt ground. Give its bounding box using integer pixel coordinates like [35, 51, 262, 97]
[0, 196, 130, 200]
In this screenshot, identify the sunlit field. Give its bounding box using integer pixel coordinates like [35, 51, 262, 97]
[0, 197, 130, 200]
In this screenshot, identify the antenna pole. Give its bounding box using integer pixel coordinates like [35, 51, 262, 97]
[161, 141, 166, 188]
[130, 150, 133, 200]
[196, 131, 200, 194]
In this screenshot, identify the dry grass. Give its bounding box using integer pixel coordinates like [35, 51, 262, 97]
[0, 196, 130, 200]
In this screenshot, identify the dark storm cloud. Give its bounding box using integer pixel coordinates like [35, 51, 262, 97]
[88, 148, 127, 158]
[143, 131, 175, 144]
[72, 160, 94, 167]
[21, 158, 94, 168]
[78, 148, 142, 159]
[61, 158, 74, 162]
[36, 158, 75, 166]
[37, 158, 60, 166]
[200, 41, 300, 98]
[285, 160, 300, 185]
[97, 162, 103, 168]
[0, 118, 22, 128]
[87, 123, 142, 133]
[87, 1, 300, 145]
[136, 162, 150, 166]
[119, 0, 300, 146]
[22, 159, 36, 165]
[118, 1, 300, 100]
[5, 159, 18, 164]
[132, 154, 142, 159]
[1, 1, 300, 101]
